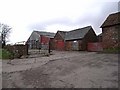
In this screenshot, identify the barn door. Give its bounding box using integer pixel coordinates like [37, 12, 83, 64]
[72, 41, 79, 50]
[56, 40, 64, 50]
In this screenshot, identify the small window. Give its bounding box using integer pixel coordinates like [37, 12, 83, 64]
[73, 41, 77, 43]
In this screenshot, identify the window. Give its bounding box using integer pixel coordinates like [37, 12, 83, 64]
[73, 40, 77, 43]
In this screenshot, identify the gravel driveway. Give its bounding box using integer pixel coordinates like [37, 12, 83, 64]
[2, 50, 118, 88]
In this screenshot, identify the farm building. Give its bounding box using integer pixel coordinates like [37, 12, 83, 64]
[87, 33, 103, 52]
[100, 12, 120, 49]
[26, 31, 55, 50]
[54, 26, 98, 51]
[65, 26, 98, 51]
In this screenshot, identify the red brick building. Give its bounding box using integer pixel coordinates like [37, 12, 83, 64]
[100, 12, 120, 49]
[54, 26, 98, 51]
[65, 26, 98, 51]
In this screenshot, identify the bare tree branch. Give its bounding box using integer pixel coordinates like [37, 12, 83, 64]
[0, 23, 12, 47]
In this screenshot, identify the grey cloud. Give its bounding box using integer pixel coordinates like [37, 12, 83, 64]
[74, 2, 118, 34]
[29, 2, 118, 35]
[29, 17, 74, 31]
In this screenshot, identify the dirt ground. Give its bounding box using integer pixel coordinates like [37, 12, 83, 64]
[1, 50, 118, 88]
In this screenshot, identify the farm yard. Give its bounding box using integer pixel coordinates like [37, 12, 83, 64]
[2, 50, 118, 88]
[0, 1, 119, 89]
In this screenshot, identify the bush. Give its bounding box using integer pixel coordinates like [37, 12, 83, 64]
[0, 49, 14, 59]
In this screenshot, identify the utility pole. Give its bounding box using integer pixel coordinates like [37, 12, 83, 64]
[48, 41, 50, 54]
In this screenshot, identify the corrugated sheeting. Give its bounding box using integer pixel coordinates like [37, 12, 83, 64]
[87, 43, 103, 52]
[41, 35, 50, 44]
[41, 35, 50, 50]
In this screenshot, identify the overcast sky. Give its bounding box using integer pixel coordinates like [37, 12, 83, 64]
[0, 0, 119, 44]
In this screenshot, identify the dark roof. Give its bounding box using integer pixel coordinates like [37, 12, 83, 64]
[34, 31, 55, 38]
[65, 26, 92, 40]
[101, 12, 120, 28]
[57, 31, 68, 39]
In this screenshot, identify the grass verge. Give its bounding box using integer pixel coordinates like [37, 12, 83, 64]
[0, 49, 14, 59]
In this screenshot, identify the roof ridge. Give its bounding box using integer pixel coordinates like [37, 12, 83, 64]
[65, 26, 93, 40]
[68, 26, 92, 32]
[34, 30, 55, 34]
[101, 12, 120, 28]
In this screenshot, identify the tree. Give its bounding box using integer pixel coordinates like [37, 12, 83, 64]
[0, 23, 12, 48]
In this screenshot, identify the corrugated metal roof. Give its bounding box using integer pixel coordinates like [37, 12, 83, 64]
[101, 12, 120, 28]
[65, 26, 92, 40]
[34, 31, 55, 38]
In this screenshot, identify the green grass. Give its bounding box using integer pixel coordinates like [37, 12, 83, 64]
[104, 47, 120, 54]
[0, 49, 14, 59]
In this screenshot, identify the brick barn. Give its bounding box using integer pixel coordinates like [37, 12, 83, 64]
[100, 12, 120, 49]
[65, 26, 98, 51]
[54, 26, 98, 51]
[26, 31, 55, 50]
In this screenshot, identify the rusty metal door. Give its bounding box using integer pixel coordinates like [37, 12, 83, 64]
[56, 40, 64, 50]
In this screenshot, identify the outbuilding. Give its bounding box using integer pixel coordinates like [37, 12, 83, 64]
[100, 12, 120, 49]
[65, 26, 98, 51]
[54, 26, 98, 51]
[26, 31, 55, 50]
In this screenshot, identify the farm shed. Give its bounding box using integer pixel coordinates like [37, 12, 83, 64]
[100, 12, 120, 49]
[54, 26, 98, 51]
[26, 31, 55, 50]
[65, 26, 98, 51]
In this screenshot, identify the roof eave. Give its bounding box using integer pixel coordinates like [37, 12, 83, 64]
[101, 23, 120, 28]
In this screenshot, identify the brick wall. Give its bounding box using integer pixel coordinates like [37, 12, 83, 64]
[54, 32, 64, 41]
[102, 25, 119, 49]
[82, 29, 98, 50]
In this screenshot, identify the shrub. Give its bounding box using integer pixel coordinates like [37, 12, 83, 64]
[0, 49, 14, 59]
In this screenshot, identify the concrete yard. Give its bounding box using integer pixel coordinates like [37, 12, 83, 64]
[2, 50, 118, 88]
